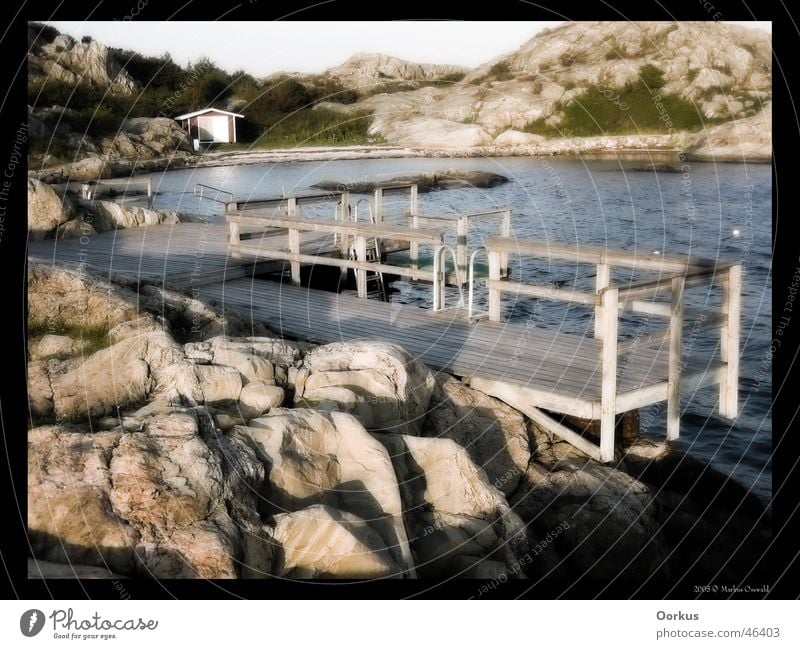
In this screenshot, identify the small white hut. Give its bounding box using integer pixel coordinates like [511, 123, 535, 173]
[175, 108, 244, 146]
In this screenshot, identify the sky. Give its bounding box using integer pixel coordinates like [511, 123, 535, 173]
[45, 21, 772, 78]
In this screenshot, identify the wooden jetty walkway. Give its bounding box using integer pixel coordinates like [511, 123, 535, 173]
[28, 186, 741, 463]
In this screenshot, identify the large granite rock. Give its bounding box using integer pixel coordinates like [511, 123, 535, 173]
[267, 505, 401, 578]
[91, 201, 181, 232]
[27, 178, 72, 239]
[28, 412, 272, 579]
[28, 25, 137, 93]
[30, 329, 202, 422]
[235, 408, 416, 575]
[382, 434, 528, 579]
[28, 263, 144, 331]
[422, 374, 531, 496]
[28, 425, 140, 574]
[296, 341, 435, 435]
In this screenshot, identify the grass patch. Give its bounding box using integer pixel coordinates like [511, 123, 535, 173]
[470, 61, 515, 85]
[248, 108, 378, 148]
[523, 64, 713, 137]
[28, 320, 111, 357]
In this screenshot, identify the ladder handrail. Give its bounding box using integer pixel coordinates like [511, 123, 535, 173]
[468, 246, 489, 321]
[433, 244, 465, 312]
[194, 183, 233, 203]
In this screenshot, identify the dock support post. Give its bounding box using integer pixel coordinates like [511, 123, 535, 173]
[287, 197, 298, 218]
[355, 235, 368, 298]
[373, 188, 383, 224]
[667, 276, 685, 441]
[456, 216, 468, 285]
[288, 227, 301, 287]
[488, 249, 502, 322]
[147, 178, 153, 208]
[433, 246, 446, 311]
[599, 287, 619, 462]
[719, 264, 741, 418]
[501, 210, 511, 277]
[228, 220, 241, 259]
[410, 189, 419, 272]
[594, 262, 610, 339]
[339, 192, 350, 280]
[409, 184, 418, 217]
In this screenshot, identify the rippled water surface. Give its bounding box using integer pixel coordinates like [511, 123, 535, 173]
[148, 155, 772, 503]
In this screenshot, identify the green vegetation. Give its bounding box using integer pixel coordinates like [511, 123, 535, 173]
[248, 108, 377, 149]
[470, 62, 514, 85]
[28, 320, 111, 358]
[523, 64, 712, 137]
[29, 45, 381, 153]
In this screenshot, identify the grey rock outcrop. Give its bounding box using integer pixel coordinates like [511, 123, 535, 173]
[327, 52, 466, 89]
[28, 178, 73, 239]
[28, 24, 137, 94]
[382, 434, 529, 579]
[266, 505, 401, 578]
[422, 374, 531, 496]
[91, 201, 181, 232]
[296, 341, 436, 435]
[28, 412, 272, 579]
[236, 408, 416, 576]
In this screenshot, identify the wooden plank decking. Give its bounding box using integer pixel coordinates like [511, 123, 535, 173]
[197, 277, 723, 422]
[26, 222, 410, 289]
[27, 217, 735, 463]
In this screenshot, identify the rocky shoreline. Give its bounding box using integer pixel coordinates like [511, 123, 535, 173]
[26, 261, 770, 583]
[29, 120, 772, 186]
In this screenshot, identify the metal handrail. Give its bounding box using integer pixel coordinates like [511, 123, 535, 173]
[194, 183, 233, 203]
[433, 244, 465, 312]
[468, 246, 489, 321]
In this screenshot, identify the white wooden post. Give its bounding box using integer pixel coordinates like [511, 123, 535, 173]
[147, 178, 152, 208]
[287, 196, 297, 217]
[288, 227, 301, 287]
[228, 220, 241, 259]
[373, 188, 383, 224]
[667, 276, 684, 440]
[719, 265, 742, 418]
[594, 262, 610, 339]
[488, 249, 502, 322]
[599, 287, 619, 462]
[456, 216, 468, 285]
[433, 246, 446, 311]
[338, 191, 351, 280]
[409, 185, 420, 273]
[500, 210, 511, 277]
[355, 235, 368, 298]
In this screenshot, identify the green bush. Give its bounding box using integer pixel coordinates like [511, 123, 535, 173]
[245, 76, 318, 125]
[487, 62, 514, 82]
[638, 63, 666, 90]
[524, 65, 710, 137]
[251, 108, 376, 148]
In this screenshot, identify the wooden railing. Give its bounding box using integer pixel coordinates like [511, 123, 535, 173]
[225, 191, 348, 214]
[226, 212, 445, 298]
[225, 187, 513, 286]
[82, 178, 153, 207]
[483, 236, 742, 461]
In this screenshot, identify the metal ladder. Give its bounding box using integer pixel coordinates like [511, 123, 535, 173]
[350, 199, 388, 301]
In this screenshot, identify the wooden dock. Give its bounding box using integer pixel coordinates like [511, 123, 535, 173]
[28, 188, 741, 463]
